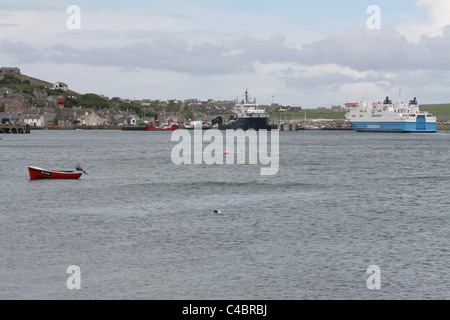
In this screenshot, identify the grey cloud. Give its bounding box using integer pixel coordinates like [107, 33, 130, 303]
[282, 71, 390, 91]
[283, 72, 357, 91]
[1, 26, 450, 76]
[233, 35, 299, 64]
[0, 39, 45, 63]
[46, 37, 247, 75]
[1, 35, 292, 76]
[296, 27, 450, 71]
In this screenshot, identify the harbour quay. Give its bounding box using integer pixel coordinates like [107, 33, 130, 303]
[0, 124, 30, 134]
[275, 124, 299, 131]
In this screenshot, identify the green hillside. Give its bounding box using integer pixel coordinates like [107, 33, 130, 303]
[15, 74, 54, 89]
[420, 104, 450, 119]
[0, 73, 154, 113]
[270, 109, 346, 121]
[1, 73, 80, 96]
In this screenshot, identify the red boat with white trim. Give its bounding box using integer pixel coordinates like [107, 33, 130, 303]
[145, 124, 179, 131]
[28, 166, 84, 180]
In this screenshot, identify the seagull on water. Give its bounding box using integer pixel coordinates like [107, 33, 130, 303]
[213, 209, 222, 214]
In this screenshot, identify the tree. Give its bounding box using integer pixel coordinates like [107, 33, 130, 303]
[119, 102, 140, 115]
[65, 96, 80, 107]
[80, 93, 110, 109]
[167, 100, 181, 113]
[181, 109, 194, 120]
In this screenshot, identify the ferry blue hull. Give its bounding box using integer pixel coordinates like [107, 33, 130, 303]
[350, 121, 437, 133]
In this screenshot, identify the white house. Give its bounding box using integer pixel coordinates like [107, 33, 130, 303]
[52, 82, 68, 91]
[23, 115, 44, 128]
[126, 115, 138, 126]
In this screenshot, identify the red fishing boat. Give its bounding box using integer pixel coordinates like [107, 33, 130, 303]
[28, 166, 85, 180]
[145, 124, 179, 131]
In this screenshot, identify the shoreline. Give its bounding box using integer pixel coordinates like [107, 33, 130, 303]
[19, 123, 450, 132]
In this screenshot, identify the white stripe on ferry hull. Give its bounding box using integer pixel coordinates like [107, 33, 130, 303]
[350, 121, 437, 133]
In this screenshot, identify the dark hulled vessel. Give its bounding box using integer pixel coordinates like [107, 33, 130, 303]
[218, 89, 271, 130]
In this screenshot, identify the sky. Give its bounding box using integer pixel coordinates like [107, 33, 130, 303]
[0, 0, 449, 107]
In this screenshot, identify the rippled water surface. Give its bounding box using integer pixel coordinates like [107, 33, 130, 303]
[1, 129, 449, 299]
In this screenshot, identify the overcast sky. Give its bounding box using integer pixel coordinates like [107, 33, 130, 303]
[1, 0, 449, 107]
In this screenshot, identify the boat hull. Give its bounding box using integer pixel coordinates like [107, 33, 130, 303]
[350, 121, 437, 133]
[28, 166, 82, 180]
[145, 124, 179, 131]
[218, 117, 270, 131]
[305, 126, 326, 131]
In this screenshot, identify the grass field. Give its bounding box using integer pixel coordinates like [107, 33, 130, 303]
[420, 104, 450, 119]
[15, 74, 54, 88]
[271, 110, 346, 121]
[1, 74, 80, 95]
[437, 124, 450, 131]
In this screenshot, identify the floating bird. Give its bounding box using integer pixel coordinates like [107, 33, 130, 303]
[213, 209, 222, 214]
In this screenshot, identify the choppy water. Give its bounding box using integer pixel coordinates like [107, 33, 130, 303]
[1, 129, 449, 300]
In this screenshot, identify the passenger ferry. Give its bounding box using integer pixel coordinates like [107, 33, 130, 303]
[346, 96, 436, 133]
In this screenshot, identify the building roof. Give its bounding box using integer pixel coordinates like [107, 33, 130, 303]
[1, 67, 20, 72]
[56, 115, 72, 120]
[43, 113, 57, 121]
[24, 115, 42, 120]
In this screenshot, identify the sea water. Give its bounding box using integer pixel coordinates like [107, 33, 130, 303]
[0, 129, 449, 300]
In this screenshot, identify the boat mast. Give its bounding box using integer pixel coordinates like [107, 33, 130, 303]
[397, 88, 402, 107]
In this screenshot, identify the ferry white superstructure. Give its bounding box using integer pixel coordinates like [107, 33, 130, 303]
[345, 96, 437, 133]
